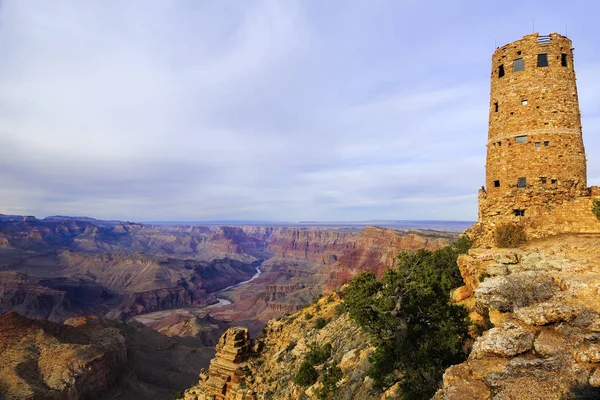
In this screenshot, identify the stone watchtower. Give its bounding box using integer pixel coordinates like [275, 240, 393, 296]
[476, 33, 600, 241]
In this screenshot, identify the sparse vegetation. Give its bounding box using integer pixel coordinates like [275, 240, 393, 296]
[286, 341, 297, 352]
[314, 317, 330, 329]
[304, 312, 313, 320]
[343, 235, 472, 398]
[333, 303, 345, 317]
[294, 361, 318, 387]
[316, 363, 343, 400]
[494, 223, 527, 248]
[173, 391, 184, 400]
[305, 342, 332, 365]
[593, 199, 600, 220]
[497, 273, 557, 311]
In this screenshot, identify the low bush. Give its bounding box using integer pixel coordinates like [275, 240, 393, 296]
[306, 342, 332, 366]
[497, 274, 557, 311]
[316, 364, 343, 400]
[304, 312, 313, 320]
[494, 223, 526, 248]
[294, 361, 318, 387]
[286, 342, 297, 352]
[314, 317, 330, 329]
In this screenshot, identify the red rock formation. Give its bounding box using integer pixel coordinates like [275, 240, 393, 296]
[324, 226, 451, 290]
[265, 227, 358, 264]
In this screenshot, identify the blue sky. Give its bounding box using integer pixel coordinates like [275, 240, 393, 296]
[0, 1, 599, 222]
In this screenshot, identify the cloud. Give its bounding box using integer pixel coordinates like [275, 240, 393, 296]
[0, 0, 598, 221]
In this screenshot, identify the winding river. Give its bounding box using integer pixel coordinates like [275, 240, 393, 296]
[211, 265, 262, 307]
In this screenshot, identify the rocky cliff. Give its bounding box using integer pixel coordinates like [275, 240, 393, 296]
[184, 293, 384, 400]
[435, 235, 600, 399]
[0, 311, 214, 400]
[323, 226, 451, 290]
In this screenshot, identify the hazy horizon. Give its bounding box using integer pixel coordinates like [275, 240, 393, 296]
[1, 1, 599, 221]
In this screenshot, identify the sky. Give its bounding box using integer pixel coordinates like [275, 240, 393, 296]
[0, 1, 599, 222]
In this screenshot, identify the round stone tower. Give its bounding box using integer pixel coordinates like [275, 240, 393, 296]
[486, 32, 586, 199]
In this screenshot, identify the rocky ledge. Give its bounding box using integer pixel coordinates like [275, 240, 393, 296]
[436, 235, 600, 399]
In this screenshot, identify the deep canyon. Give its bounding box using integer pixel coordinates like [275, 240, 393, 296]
[0, 214, 461, 399]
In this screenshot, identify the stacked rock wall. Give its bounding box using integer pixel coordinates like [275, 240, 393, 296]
[477, 33, 600, 244]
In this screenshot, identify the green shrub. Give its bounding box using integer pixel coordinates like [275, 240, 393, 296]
[305, 342, 332, 366]
[343, 236, 471, 398]
[294, 361, 318, 387]
[304, 312, 313, 320]
[494, 223, 526, 248]
[173, 392, 184, 400]
[316, 364, 343, 400]
[333, 304, 345, 317]
[286, 342, 297, 352]
[593, 199, 600, 220]
[314, 317, 330, 329]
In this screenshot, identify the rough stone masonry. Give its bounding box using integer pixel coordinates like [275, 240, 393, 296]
[473, 32, 600, 244]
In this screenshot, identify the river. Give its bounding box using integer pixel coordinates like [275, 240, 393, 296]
[213, 265, 262, 306]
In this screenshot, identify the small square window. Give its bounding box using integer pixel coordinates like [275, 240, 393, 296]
[513, 58, 525, 72]
[494, 180, 500, 187]
[537, 54, 549, 67]
[535, 142, 541, 147]
[498, 64, 505, 78]
[513, 209, 525, 217]
[551, 179, 557, 184]
[544, 141, 549, 146]
[521, 99, 528, 106]
[494, 102, 499, 112]
[517, 177, 527, 188]
[515, 135, 527, 144]
[497, 141, 502, 147]
[561, 53, 568, 67]
[541, 177, 547, 184]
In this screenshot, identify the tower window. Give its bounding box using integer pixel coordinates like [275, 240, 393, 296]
[537, 54, 549, 67]
[521, 99, 528, 106]
[513, 58, 525, 72]
[535, 142, 541, 147]
[494, 102, 499, 112]
[497, 141, 502, 146]
[541, 177, 547, 184]
[551, 179, 557, 184]
[515, 135, 527, 144]
[561, 54, 568, 67]
[498, 64, 505, 78]
[513, 209, 525, 217]
[544, 141, 549, 146]
[494, 180, 500, 187]
[517, 177, 527, 188]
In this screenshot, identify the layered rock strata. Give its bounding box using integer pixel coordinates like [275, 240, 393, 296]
[185, 327, 257, 400]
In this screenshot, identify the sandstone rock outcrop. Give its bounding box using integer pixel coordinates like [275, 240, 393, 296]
[185, 327, 257, 400]
[436, 235, 600, 399]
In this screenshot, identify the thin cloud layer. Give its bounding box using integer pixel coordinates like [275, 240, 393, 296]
[0, 0, 599, 221]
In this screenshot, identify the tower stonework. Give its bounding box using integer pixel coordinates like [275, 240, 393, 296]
[475, 33, 600, 244]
